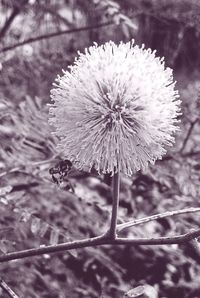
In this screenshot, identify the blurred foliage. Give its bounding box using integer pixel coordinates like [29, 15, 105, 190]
[0, 0, 200, 297]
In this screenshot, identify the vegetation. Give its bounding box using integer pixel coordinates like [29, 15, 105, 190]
[0, 0, 200, 297]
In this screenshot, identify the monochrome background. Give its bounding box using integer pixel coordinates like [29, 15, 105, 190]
[0, 1, 200, 297]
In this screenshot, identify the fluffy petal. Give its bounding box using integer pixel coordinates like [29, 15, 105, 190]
[49, 40, 181, 176]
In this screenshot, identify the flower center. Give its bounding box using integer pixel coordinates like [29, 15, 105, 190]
[101, 104, 127, 130]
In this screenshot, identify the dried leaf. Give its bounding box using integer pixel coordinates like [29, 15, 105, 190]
[31, 217, 41, 235]
[0, 239, 8, 254]
[125, 286, 145, 297]
[1, 239, 14, 254]
[50, 229, 59, 245]
[6, 190, 26, 204]
[0, 185, 13, 196]
[63, 235, 78, 258]
[38, 221, 49, 238]
[18, 209, 32, 223]
[125, 285, 158, 298]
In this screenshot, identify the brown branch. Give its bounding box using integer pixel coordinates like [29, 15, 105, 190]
[0, 234, 107, 263]
[117, 207, 200, 232]
[180, 118, 199, 153]
[170, 26, 187, 66]
[0, 22, 113, 53]
[34, 3, 72, 27]
[115, 229, 200, 245]
[182, 150, 200, 158]
[0, 1, 28, 41]
[0, 228, 200, 263]
[0, 278, 20, 298]
[188, 239, 200, 258]
[0, 8, 20, 40]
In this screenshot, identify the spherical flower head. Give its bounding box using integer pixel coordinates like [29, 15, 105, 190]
[49, 40, 181, 176]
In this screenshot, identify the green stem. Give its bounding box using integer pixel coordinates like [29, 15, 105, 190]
[109, 171, 120, 239]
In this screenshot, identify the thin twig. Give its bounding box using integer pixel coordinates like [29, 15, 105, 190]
[0, 1, 28, 41]
[188, 239, 200, 258]
[0, 9, 19, 40]
[0, 22, 113, 53]
[109, 171, 120, 239]
[0, 228, 200, 263]
[30, 154, 59, 166]
[182, 150, 200, 158]
[115, 229, 200, 245]
[117, 207, 200, 232]
[170, 25, 187, 66]
[0, 234, 106, 263]
[180, 118, 199, 153]
[33, 3, 72, 27]
[0, 278, 20, 298]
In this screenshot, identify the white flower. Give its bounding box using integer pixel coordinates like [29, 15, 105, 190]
[49, 40, 181, 176]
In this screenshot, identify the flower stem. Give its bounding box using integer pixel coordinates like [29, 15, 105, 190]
[109, 171, 120, 239]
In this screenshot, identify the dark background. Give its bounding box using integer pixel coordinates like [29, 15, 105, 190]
[0, 0, 200, 297]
